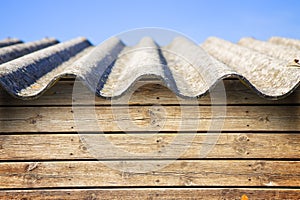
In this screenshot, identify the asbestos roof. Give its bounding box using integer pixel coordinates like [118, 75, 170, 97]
[0, 36, 299, 100]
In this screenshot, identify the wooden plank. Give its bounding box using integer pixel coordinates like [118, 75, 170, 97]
[0, 160, 299, 188]
[0, 133, 299, 160]
[0, 106, 298, 132]
[0, 80, 299, 106]
[1, 188, 300, 200]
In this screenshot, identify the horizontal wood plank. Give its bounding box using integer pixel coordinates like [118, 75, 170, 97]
[1, 188, 300, 200]
[0, 80, 299, 106]
[0, 160, 299, 188]
[0, 133, 299, 160]
[0, 106, 298, 132]
[0, 79, 298, 194]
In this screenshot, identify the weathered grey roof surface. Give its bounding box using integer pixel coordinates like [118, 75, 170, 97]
[0, 36, 299, 99]
[0, 38, 23, 48]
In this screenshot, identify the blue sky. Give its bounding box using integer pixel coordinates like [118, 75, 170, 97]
[1, 0, 300, 45]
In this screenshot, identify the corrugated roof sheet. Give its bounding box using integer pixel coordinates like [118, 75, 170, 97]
[0, 36, 299, 99]
[0, 38, 23, 48]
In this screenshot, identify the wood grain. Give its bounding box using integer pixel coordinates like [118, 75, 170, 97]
[1, 188, 300, 200]
[0, 133, 299, 160]
[0, 79, 298, 196]
[0, 105, 298, 132]
[0, 80, 299, 106]
[0, 160, 299, 188]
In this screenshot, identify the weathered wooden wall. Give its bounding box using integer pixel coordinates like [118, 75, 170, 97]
[0, 79, 299, 199]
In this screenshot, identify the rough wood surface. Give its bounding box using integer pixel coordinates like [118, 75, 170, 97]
[0, 160, 299, 188]
[0, 133, 299, 160]
[0, 105, 298, 132]
[1, 188, 300, 200]
[0, 80, 298, 197]
[0, 80, 299, 106]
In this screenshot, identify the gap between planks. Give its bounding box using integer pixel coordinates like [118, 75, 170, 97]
[0, 188, 300, 200]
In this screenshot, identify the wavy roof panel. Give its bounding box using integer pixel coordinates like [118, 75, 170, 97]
[0, 36, 299, 100]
